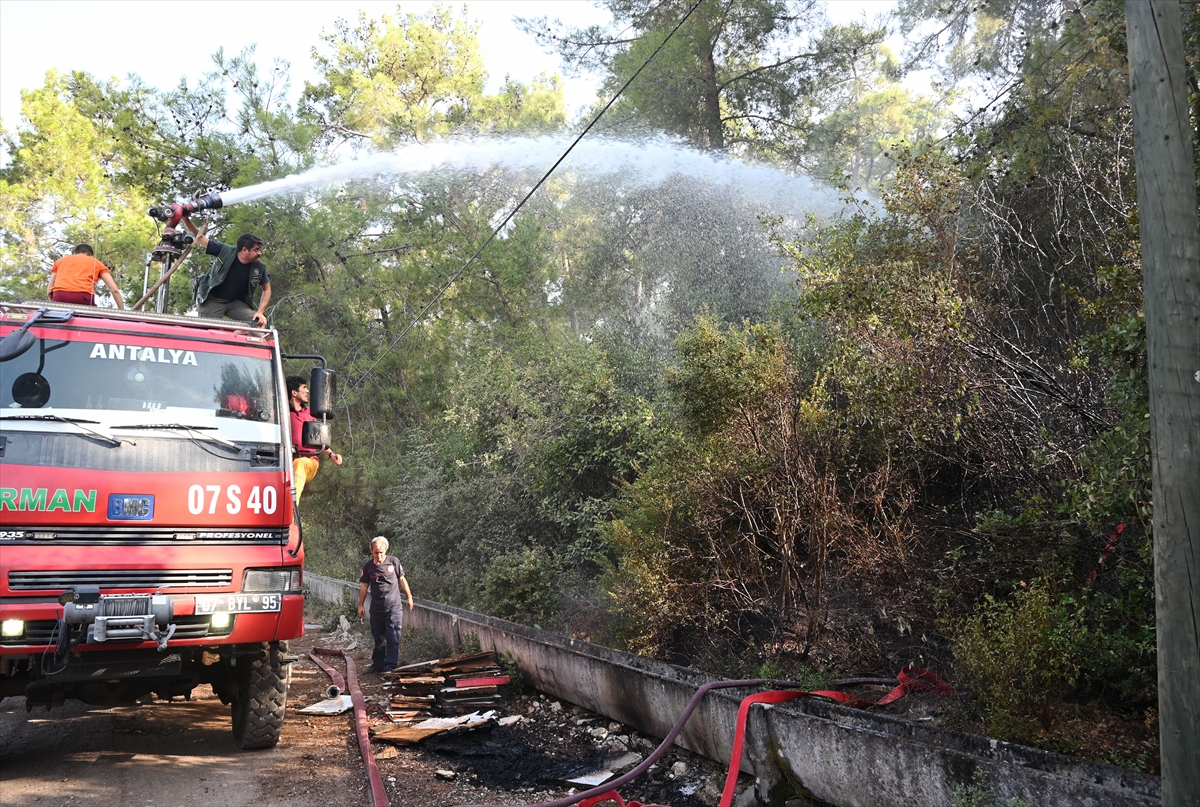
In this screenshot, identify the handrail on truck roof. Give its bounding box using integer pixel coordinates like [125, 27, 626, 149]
[0, 300, 274, 336]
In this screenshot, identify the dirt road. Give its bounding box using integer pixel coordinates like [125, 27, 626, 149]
[0, 662, 364, 807]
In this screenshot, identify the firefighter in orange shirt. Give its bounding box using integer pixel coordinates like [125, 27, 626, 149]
[48, 244, 125, 308]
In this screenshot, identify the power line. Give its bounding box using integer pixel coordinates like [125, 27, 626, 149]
[348, 0, 705, 394]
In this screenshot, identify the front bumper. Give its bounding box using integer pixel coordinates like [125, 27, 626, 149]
[0, 592, 304, 654]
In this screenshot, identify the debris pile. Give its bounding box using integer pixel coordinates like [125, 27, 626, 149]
[372, 710, 501, 745]
[369, 650, 519, 746]
[382, 650, 510, 720]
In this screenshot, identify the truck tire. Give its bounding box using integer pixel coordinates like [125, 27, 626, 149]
[231, 641, 290, 750]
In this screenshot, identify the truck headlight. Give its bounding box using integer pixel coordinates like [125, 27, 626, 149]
[1, 619, 24, 637]
[210, 612, 231, 629]
[242, 568, 301, 592]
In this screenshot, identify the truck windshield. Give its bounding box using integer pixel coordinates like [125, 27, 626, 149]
[0, 331, 278, 438]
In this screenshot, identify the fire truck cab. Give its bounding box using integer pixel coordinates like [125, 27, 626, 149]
[0, 302, 323, 749]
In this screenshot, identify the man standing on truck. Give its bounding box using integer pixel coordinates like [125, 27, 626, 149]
[357, 536, 414, 674]
[181, 215, 271, 326]
[287, 375, 342, 503]
[47, 244, 125, 308]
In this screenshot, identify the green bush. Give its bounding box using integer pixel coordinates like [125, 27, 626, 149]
[951, 578, 1083, 741]
[480, 547, 562, 621]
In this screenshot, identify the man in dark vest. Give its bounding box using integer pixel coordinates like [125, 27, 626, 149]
[182, 214, 272, 326]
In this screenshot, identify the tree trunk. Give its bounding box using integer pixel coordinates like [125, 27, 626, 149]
[696, 2, 724, 151]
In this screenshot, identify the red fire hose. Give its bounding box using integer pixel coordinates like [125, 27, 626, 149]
[308, 650, 346, 698]
[312, 647, 389, 807]
[463, 666, 957, 807]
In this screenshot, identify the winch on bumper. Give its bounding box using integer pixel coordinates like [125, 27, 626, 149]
[61, 586, 176, 649]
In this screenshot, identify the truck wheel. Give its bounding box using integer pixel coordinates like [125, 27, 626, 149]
[231, 641, 290, 750]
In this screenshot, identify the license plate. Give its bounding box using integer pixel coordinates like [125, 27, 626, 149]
[195, 593, 281, 614]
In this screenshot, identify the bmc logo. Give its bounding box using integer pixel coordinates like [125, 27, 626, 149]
[108, 494, 154, 520]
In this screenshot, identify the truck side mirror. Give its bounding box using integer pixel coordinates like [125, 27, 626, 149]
[0, 327, 36, 362]
[309, 368, 336, 418]
[302, 420, 332, 451]
[0, 306, 69, 362]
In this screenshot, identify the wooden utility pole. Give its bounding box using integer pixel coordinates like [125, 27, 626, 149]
[1125, 1, 1200, 803]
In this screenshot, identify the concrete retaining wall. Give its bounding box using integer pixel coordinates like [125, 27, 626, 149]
[303, 578, 1161, 806]
[306, 572, 359, 607]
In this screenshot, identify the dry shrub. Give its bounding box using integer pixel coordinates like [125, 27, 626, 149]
[950, 578, 1084, 741]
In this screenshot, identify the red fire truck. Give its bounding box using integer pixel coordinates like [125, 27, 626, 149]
[0, 302, 330, 749]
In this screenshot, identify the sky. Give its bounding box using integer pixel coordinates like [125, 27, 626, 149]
[0, 1, 613, 128]
[0, 1, 898, 133]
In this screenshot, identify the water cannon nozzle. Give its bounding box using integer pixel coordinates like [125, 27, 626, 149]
[190, 193, 224, 213]
[148, 194, 223, 225]
[148, 196, 210, 260]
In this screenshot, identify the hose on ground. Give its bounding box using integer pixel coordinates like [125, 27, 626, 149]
[313, 647, 388, 807]
[308, 651, 344, 697]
